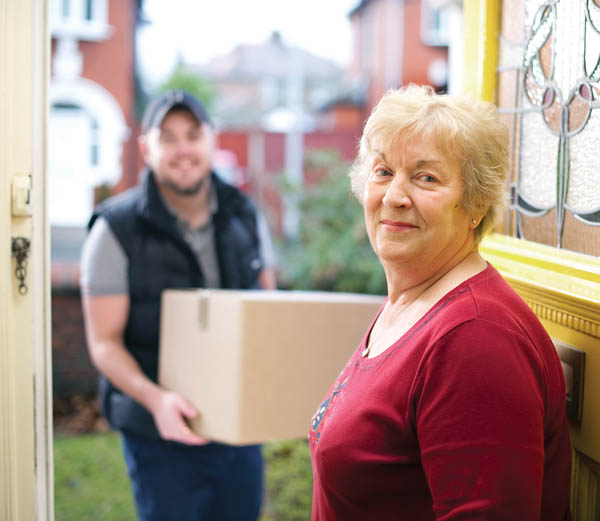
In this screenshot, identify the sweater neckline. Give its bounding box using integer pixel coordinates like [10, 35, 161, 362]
[357, 263, 494, 367]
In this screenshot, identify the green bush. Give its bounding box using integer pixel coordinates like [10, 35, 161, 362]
[279, 149, 386, 295]
[261, 439, 313, 521]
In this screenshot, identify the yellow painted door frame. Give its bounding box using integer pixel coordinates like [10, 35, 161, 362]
[463, 1, 600, 519]
[462, 0, 500, 102]
[0, 1, 53, 520]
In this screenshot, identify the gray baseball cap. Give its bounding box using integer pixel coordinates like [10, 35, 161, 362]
[141, 89, 211, 133]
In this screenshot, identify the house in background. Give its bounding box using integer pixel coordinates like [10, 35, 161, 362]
[328, 0, 450, 123]
[192, 1, 452, 235]
[49, 0, 142, 228]
[195, 31, 345, 132]
[49, 0, 144, 401]
[190, 31, 362, 235]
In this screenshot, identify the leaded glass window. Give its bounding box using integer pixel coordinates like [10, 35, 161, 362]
[498, 0, 600, 255]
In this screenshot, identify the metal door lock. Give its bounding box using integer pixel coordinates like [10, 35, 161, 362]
[12, 174, 32, 216]
[11, 237, 31, 295]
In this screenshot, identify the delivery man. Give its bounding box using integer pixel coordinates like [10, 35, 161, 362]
[80, 89, 275, 521]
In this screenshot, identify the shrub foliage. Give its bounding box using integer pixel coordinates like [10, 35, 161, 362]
[279, 149, 386, 296]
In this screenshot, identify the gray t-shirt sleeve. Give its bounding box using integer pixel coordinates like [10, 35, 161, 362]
[80, 217, 129, 296]
[257, 211, 276, 268]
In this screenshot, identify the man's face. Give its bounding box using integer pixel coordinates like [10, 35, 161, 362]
[143, 108, 214, 196]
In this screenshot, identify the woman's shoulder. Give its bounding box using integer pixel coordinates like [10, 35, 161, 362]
[425, 264, 548, 352]
[426, 263, 558, 375]
[467, 264, 542, 332]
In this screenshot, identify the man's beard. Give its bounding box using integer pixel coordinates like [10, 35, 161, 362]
[162, 177, 206, 196]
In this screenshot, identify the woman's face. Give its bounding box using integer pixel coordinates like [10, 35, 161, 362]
[363, 133, 475, 272]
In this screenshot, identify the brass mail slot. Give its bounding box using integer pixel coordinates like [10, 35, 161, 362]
[553, 340, 585, 424]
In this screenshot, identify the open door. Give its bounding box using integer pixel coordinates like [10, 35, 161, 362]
[0, 1, 53, 520]
[464, 1, 600, 520]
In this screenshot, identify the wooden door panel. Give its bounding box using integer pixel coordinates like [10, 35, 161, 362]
[480, 235, 600, 521]
[571, 451, 600, 521]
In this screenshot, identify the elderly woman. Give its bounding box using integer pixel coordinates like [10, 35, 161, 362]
[309, 86, 572, 521]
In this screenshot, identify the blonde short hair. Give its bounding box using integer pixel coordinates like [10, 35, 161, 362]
[349, 85, 510, 243]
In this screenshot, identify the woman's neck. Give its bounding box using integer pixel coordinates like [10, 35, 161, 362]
[364, 250, 487, 358]
[383, 247, 485, 308]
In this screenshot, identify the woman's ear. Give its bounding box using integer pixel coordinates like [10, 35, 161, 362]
[470, 213, 485, 229]
[470, 204, 489, 229]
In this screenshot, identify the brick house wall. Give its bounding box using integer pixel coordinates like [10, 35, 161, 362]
[349, 0, 449, 113]
[216, 130, 360, 235]
[51, 0, 141, 401]
[52, 292, 99, 399]
[78, 0, 141, 191]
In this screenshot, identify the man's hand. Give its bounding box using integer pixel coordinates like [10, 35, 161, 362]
[82, 294, 210, 446]
[151, 390, 210, 445]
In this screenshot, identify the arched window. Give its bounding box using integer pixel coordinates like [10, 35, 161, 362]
[48, 103, 99, 226]
[49, 79, 129, 227]
[50, 0, 110, 41]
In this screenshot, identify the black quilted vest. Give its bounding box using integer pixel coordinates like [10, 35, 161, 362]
[89, 169, 262, 438]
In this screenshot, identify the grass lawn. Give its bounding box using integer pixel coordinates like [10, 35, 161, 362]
[54, 432, 312, 521]
[54, 432, 136, 521]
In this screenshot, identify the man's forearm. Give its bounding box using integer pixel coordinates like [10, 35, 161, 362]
[89, 339, 162, 414]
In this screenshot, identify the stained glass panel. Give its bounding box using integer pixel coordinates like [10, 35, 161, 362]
[498, 0, 600, 254]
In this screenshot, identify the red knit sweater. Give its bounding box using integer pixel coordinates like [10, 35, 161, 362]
[309, 265, 571, 521]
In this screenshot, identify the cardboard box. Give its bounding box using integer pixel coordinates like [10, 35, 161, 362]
[159, 289, 384, 445]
